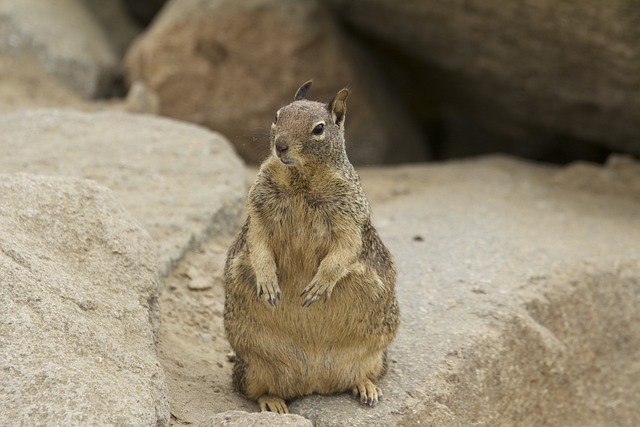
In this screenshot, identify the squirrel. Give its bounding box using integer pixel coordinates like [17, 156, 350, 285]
[223, 80, 399, 414]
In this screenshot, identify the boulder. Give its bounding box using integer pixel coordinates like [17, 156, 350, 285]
[124, 0, 428, 165]
[329, 0, 640, 156]
[0, 0, 119, 98]
[0, 109, 245, 276]
[0, 174, 169, 426]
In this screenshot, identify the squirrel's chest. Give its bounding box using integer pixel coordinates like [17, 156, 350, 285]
[270, 192, 334, 237]
[258, 191, 337, 258]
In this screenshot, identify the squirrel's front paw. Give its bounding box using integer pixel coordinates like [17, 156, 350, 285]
[301, 277, 336, 307]
[256, 276, 281, 305]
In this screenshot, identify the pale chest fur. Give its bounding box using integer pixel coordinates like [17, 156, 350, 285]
[255, 187, 341, 290]
[248, 165, 364, 293]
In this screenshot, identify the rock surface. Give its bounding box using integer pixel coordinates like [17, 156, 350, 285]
[330, 0, 640, 156]
[0, 109, 245, 276]
[198, 410, 312, 427]
[0, 0, 119, 98]
[0, 174, 169, 426]
[124, 0, 427, 165]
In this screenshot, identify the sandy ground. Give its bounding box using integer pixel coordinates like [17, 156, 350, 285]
[159, 234, 253, 424]
[158, 168, 263, 423]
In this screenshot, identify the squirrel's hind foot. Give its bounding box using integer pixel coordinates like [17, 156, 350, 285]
[352, 379, 382, 407]
[258, 394, 289, 414]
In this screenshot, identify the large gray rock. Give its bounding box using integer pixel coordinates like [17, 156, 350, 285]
[0, 174, 169, 426]
[330, 0, 640, 156]
[0, 109, 245, 276]
[0, 0, 119, 98]
[124, 0, 428, 165]
[281, 156, 639, 425]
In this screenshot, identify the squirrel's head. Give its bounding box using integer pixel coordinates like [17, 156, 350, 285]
[269, 80, 349, 167]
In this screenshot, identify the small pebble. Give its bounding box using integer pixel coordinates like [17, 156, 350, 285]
[188, 277, 212, 291]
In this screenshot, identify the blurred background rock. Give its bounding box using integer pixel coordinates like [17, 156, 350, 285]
[1, 0, 638, 165]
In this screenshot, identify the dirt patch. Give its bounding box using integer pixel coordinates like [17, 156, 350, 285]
[158, 236, 257, 425]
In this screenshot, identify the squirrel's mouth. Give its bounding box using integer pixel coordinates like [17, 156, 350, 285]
[276, 153, 298, 166]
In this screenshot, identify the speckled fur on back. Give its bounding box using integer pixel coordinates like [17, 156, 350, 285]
[223, 81, 399, 414]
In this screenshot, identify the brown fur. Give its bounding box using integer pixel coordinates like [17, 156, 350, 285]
[223, 81, 399, 414]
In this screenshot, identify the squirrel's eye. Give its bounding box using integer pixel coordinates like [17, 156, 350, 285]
[273, 114, 278, 124]
[312, 123, 325, 135]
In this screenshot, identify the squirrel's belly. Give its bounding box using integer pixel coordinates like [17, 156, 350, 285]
[265, 338, 386, 398]
[234, 269, 391, 399]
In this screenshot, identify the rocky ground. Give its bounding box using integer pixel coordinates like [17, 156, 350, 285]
[1, 52, 640, 427]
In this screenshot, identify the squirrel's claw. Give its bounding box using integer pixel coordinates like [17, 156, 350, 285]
[258, 394, 289, 414]
[352, 380, 382, 407]
[301, 279, 335, 307]
[302, 294, 319, 307]
[257, 279, 281, 305]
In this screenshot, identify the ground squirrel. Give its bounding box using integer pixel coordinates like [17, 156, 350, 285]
[223, 81, 399, 414]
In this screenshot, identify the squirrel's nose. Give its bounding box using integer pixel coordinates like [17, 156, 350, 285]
[275, 137, 289, 157]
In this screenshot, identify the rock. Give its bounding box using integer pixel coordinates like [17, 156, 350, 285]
[199, 333, 213, 344]
[188, 277, 213, 291]
[0, 174, 169, 426]
[198, 410, 312, 427]
[82, 0, 142, 61]
[0, 0, 119, 98]
[0, 109, 245, 276]
[123, 0, 428, 165]
[281, 156, 639, 425]
[124, 80, 161, 114]
[330, 0, 640, 156]
[0, 54, 95, 113]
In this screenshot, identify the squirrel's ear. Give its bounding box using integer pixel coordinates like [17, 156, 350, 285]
[294, 80, 313, 101]
[327, 88, 349, 126]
